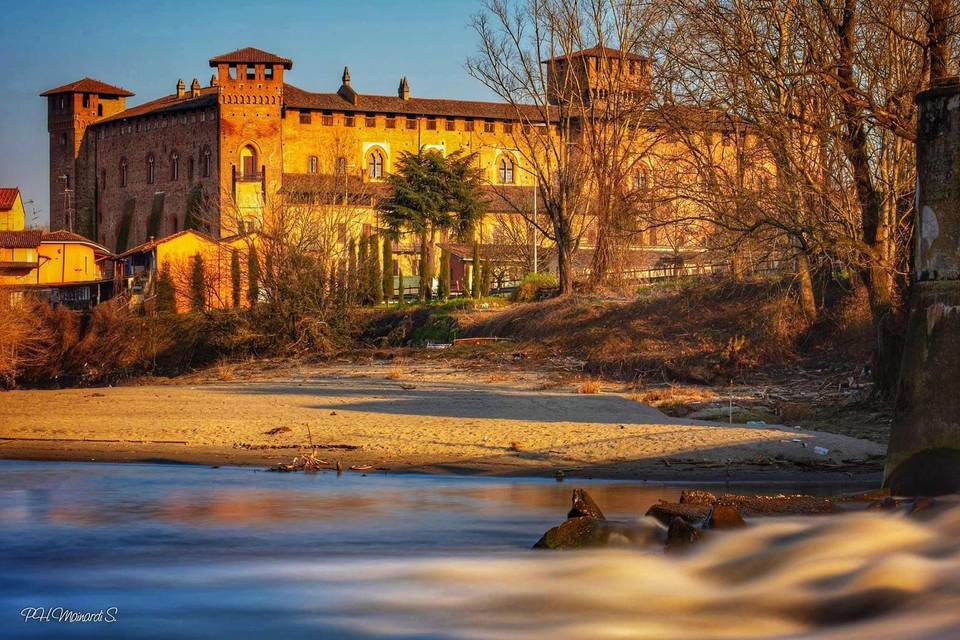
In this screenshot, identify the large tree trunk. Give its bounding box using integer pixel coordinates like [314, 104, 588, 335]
[796, 251, 818, 320]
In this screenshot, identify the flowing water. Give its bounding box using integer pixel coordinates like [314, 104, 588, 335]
[1, 460, 958, 639]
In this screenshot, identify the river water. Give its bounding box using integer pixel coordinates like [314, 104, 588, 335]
[1, 460, 958, 639]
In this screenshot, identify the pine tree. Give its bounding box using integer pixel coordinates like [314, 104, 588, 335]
[382, 235, 394, 302]
[371, 235, 384, 305]
[471, 240, 481, 299]
[230, 249, 241, 308]
[190, 253, 205, 312]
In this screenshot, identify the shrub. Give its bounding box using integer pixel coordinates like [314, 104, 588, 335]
[512, 272, 559, 303]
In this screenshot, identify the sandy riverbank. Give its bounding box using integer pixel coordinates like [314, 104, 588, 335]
[0, 360, 886, 480]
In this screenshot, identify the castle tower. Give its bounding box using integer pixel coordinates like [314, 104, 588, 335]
[40, 78, 132, 234]
[541, 46, 651, 107]
[209, 47, 292, 233]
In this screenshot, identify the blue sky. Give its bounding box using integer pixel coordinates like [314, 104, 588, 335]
[0, 0, 494, 226]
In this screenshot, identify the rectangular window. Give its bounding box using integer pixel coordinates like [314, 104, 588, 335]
[484, 121, 495, 133]
[504, 122, 513, 134]
[308, 156, 318, 173]
[464, 119, 475, 132]
[82, 94, 90, 108]
[188, 157, 195, 180]
[426, 118, 437, 130]
[365, 115, 376, 127]
[337, 223, 347, 244]
[344, 115, 355, 127]
[322, 112, 333, 126]
[265, 66, 274, 80]
[299, 111, 312, 125]
[246, 65, 256, 80]
[406, 117, 417, 130]
[386, 115, 396, 128]
[445, 119, 456, 131]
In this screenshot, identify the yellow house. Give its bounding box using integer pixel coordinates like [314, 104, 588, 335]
[117, 229, 252, 313]
[0, 188, 26, 231]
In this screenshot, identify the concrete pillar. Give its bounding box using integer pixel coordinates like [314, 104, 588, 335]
[884, 77, 960, 495]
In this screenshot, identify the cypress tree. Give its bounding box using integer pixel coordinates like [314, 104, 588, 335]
[371, 235, 383, 305]
[155, 260, 176, 313]
[382, 236, 394, 302]
[230, 249, 241, 307]
[397, 265, 405, 306]
[418, 233, 430, 303]
[358, 234, 370, 304]
[190, 253, 205, 312]
[347, 237, 357, 305]
[471, 241, 481, 299]
[247, 245, 260, 305]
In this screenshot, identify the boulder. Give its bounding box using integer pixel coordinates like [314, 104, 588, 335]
[645, 500, 711, 527]
[533, 517, 663, 550]
[665, 517, 702, 553]
[568, 488, 606, 520]
[706, 504, 746, 529]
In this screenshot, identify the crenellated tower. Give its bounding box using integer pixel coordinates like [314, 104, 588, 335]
[41, 78, 132, 235]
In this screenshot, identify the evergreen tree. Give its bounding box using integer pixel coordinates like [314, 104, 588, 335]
[397, 265, 405, 306]
[190, 253, 205, 312]
[358, 234, 370, 304]
[230, 249, 241, 307]
[382, 235, 394, 302]
[438, 247, 451, 300]
[371, 235, 384, 305]
[247, 245, 260, 305]
[378, 149, 487, 304]
[155, 260, 176, 313]
[184, 184, 204, 231]
[347, 237, 357, 304]
[471, 241, 481, 299]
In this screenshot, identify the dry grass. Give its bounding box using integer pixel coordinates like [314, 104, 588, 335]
[576, 379, 602, 394]
[629, 384, 721, 416]
[214, 360, 237, 382]
[386, 367, 404, 380]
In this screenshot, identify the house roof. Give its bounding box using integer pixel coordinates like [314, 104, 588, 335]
[42, 230, 112, 255]
[482, 186, 535, 212]
[114, 229, 217, 259]
[284, 84, 557, 122]
[209, 47, 293, 69]
[0, 188, 21, 212]
[0, 230, 42, 249]
[541, 46, 650, 64]
[93, 87, 219, 125]
[40, 77, 134, 97]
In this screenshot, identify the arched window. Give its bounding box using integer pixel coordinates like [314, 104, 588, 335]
[146, 154, 156, 184]
[170, 152, 179, 181]
[368, 150, 384, 179]
[335, 156, 347, 176]
[240, 145, 257, 178]
[498, 156, 515, 184]
[308, 155, 318, 174]
[101, 169, 106, 190]
[120, 159, 128, 188]
[201, 149, 211, 178]
[633, 168, 647, 191]
[188, 156, 195, 180]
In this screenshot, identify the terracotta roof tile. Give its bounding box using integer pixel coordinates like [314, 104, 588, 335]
[284, 84, 557, 122]
[209, 47, 293, 69]
[0, 188, 20, 212]
[94, 87, 218, 125]
[40, 77, 134, 97]
[0, 230, 42, 249]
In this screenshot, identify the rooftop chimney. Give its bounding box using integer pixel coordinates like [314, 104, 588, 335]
[190, 78, 201, 98]
[399, 76, 410, 100]
[337, 66, 358, 105]
[176, 78, 186, 98]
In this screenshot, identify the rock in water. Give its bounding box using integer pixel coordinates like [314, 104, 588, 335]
[534, 517, 664, 550]
[568, 489, 606, 520]
[706, 505, 746, 529]
[665, 517, 702, 553]
[645, 501, 711, 527]
[680, 490, 717, 505]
